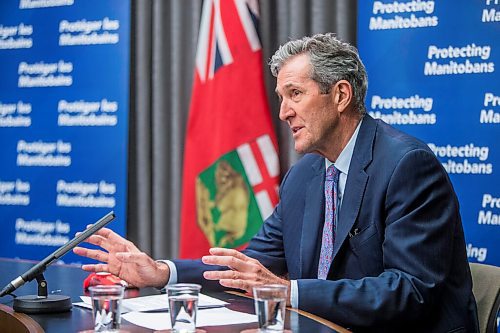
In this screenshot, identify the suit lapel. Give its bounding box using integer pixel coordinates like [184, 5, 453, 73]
[333, 115, 376, 260]
[299, 157, 325, 278]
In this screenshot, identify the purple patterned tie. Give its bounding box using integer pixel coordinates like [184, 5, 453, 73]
[318, 164, 339, 280]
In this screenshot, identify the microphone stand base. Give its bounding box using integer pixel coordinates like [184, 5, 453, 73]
[13, 295, 72, 314]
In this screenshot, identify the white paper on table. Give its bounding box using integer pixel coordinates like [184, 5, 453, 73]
[122, 307, 258, 330]
[73, 293, 228, 313]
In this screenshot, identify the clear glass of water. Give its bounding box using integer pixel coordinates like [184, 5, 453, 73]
[167, 283, 201, 333]
[253, 284, 288, 332]
[89, 284, 124, 332]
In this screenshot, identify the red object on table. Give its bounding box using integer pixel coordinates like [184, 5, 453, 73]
[83, 272, 128, 290]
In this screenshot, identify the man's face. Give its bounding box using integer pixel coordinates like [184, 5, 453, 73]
[275, 54, 339, 157]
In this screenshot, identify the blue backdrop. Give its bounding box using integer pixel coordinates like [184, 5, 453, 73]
[358, 0, 499, 266]
[0, 0, 130, 264]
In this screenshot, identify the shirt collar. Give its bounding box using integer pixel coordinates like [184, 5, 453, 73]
[325, 118, 363, 175]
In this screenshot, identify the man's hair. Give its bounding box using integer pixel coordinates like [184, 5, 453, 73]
[269, 33, 368, 115]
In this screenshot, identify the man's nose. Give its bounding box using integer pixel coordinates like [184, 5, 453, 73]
[279, 100, 292, 121]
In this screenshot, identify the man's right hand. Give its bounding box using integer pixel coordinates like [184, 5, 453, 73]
[73, 227, 170, 288]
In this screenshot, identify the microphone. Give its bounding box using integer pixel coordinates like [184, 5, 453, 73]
[0, 211, 115, 313]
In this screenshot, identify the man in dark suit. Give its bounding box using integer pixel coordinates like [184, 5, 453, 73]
[74, 33, 479, 332]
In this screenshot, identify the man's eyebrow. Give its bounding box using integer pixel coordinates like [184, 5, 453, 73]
[275, 83, 296, 95]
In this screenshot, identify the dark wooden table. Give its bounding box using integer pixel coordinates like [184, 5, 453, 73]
[0, 258, 349, 332]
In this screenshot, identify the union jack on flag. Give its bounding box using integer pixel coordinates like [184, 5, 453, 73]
[196, 0, 262, 81]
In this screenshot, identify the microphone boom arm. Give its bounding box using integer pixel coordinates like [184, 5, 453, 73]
[0, 211, 115, 298]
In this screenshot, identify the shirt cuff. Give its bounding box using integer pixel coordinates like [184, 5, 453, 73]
[290, 280, 299, 308]
[157, 260, 178, 289]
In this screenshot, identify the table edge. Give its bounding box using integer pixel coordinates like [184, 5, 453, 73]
[224, 291, 351, 333]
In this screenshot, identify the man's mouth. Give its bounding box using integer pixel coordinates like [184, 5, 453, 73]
[291, 126, 303, 134]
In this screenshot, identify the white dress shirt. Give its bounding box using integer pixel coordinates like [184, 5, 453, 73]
[290, 119, 362, 307]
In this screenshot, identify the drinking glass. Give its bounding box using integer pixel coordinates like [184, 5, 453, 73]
[253, 284, 288, 332]
[167, 283, 201, 333]
[89, 284, 124, 332]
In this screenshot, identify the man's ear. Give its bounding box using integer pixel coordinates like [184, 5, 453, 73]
[333, 80, 353, 113]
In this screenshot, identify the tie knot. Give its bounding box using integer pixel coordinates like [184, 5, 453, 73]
[326, 164, 339, 182]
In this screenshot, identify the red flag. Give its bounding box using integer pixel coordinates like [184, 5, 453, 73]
[179, 0, 280, 258]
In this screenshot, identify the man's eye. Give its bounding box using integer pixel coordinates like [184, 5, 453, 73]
[292, 90, 301, 97]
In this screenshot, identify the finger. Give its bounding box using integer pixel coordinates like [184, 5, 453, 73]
[202, 255, 250, 271]
[203, 270, 244, 281]
[73, 246, 89, 256]
[73, 247, 109, 263]
[81, 229, 131, 253]
[208, 248, 264, 269]
[79, 234, 108, 248]
[97, 228, 128, 245]
[209, 248, 250, 261]
[91, 227, 127, 245]
[219, 279, 253, 293]
[75, 229, 110, 248]
[81, 263, 109, 273]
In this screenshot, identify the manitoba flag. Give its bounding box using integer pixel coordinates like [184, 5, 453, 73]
[179, 0, 280, 258]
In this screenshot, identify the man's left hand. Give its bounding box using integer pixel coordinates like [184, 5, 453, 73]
[202, 247, 290, 302]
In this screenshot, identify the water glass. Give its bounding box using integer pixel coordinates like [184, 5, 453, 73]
[89, 284, 124, 332]
[167, 283, 201, 333]
[253, 284, 288, 332]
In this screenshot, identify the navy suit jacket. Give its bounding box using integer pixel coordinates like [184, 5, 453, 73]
[174, 115, 479, 332]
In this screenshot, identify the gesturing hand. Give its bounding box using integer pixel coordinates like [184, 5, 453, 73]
[73, 227, 169, 288]
[201, 248, 291, 303]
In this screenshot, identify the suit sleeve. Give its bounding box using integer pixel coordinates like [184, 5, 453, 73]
[297, 148, 460, 327]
